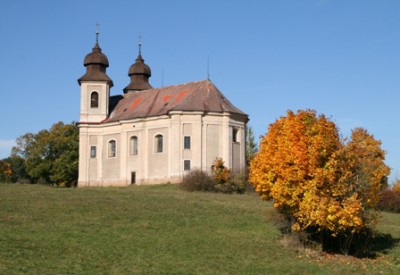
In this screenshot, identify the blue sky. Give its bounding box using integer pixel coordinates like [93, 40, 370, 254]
[1, 0, 399, 182]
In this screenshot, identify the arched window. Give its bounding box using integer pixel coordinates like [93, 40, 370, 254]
[108, 140, 116, 157]
[90, 91, 99, 108]
[130, 136, 138, 155]
[233, 128, 239, 143]
[155, 134, 163, 153]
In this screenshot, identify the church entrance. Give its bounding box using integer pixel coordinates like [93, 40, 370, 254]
[131, 172, 136, 185]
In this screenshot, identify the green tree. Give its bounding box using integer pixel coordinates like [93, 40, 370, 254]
[0, 160, 12, 183]
[3, 155, 28, 183]
[246, 126, 258, 165]
[12, 122, 79, 186]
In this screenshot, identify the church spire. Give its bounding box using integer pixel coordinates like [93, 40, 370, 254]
[78, 26, 113, 87]
[123, 36, 153, 93]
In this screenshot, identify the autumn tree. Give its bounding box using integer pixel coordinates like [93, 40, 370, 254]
[12, 122, 79, 186]
[329, 128, 390, 209]
[249, 110, 390, 253]
[211, 157, 231, 184]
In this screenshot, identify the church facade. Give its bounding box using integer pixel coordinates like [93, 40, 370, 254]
[77, 38, 248, 187]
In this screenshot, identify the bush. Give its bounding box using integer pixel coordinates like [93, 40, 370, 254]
[215, 173, 247, 194]
[37, 177, 49, 185]
[181, 169, 248, 194]
[392, 179, 400, 194]
[17, 178, 32, 184]
[376, 189, 400, 213]
[181, 169, 215, 192]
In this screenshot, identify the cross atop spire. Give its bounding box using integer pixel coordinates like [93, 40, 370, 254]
[138, 34, 142, 55]
[96, 23, 100, 43]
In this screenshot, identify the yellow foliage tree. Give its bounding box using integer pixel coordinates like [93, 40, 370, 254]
[211, 157, 231, 184]
[249, 110, 390, 237]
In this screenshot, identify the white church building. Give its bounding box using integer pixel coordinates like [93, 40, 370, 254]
[77, 36, 248, 187]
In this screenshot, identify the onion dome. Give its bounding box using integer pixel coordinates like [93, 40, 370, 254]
[78, 40, 113, 87]
[84, 42, 109, 67]
[123, 47, 153, 93]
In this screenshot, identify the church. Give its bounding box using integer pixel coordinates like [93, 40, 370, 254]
[77, 35, 248, 187]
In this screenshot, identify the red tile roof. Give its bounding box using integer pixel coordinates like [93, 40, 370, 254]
[105, 80, 247, 123]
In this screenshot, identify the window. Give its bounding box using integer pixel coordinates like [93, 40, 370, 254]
[130, 136, 138, 155]
[233, 128, 239, 143]
[184, 136, 191, 150]
[155, 134, 163, 153]
[90, 91, 99, 108]
[108, 140, 116, 157]
[184, 160, 191, 171]
[90, 146, 96, 158]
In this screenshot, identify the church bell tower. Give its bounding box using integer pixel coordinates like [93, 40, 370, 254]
[78, 29, 113, 123]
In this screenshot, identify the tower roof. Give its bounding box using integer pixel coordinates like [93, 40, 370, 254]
[123, 43, 152, 93]
[83, 42, 109, 67]
[128, 53, 151, 76]
[78, 37, 113, 87]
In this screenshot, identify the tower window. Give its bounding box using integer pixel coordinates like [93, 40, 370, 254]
[184, 160, 191, 171]
[233, 128, 239, 143]
[108, 140, 116, 158]
[184, 136, 191, 150]
[155, 134, 163, 153]
[90, 146, 96, 158]
[130, 136, 138, 155]
[90, 91, 99, 108]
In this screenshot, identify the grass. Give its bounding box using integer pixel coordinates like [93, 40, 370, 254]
[0, 184, 399, 274]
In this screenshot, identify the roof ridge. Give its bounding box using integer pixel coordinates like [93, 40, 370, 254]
[156, 79, 208, 91]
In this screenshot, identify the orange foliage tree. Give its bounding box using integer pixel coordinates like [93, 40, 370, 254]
[249, 110, 390, 238]
[211, 157, 231, 184]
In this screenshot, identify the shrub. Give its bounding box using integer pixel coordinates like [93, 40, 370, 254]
[215, 173, 247, 194]
[376, 189, 400, 213]
[181, 169, 215, 192]
[181, 169, 248, 194]
[392, 179, 400, 194]
[37, 177, 49, 185]
[181, 158, 248, 194]
[17, 178, 32, 184]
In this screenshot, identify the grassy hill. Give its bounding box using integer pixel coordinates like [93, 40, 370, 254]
[0, 184, 399, 274]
